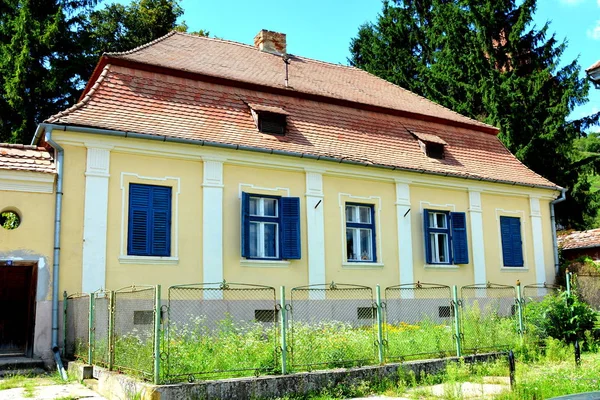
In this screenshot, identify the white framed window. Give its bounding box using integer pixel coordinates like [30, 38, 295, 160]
[428, 212, 450, 264]
[345, 203, 376, 262]
[248, 196, 279, 259]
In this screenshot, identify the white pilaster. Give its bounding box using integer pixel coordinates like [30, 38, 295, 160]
[530, 197, 546, 283]
[82, 146, 111, 293]
[203, 159, 224, 297]
[469, 191, 486, 285]
[396, 181, 413, 287]
[306, 170, 326, 300]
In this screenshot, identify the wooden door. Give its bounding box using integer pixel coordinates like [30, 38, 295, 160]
[0, 263, 36, 357]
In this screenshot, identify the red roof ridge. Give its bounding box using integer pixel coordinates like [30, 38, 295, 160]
[46, 64, 111, 123]
[105, 31, 178, 57]
[0, 143, 46, 151]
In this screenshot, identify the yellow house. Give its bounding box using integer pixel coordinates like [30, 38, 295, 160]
[1, 30, 564, 363]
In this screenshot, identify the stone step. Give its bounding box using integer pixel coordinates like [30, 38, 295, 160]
[0, 356, 46, 377]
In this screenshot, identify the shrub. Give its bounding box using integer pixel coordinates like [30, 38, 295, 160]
[525, 291, 597, 343]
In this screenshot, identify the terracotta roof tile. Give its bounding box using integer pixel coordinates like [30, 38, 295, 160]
[586, 60, 600, 72]
[411, 131, 448, 145]
[103, 32, 495, 132]
[47, 65, 557, 188]
[558, 229, 600, 250]
[0, 144, 55, 174]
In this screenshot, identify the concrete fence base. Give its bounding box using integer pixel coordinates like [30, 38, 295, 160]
[68, 353, 503, 400]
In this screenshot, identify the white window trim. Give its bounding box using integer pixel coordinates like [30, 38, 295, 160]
[495, 209, 527, 269]
[240, 259, 290, 268]
[338, 193, 382, 265]
[119, 173, 181, 263]
[420, 202, 455, 268]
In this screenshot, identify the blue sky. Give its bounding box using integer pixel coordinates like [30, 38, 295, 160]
[138, 0, 600, 122]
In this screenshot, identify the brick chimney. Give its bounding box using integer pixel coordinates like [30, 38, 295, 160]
[254, 30, 286, 54]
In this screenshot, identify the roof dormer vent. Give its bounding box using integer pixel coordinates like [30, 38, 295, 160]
[254, 30, 287, 55]
[248, 103, 289, 135]
[410, 131, 447, 160]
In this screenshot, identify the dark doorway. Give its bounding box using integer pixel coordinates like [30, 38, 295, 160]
[0, 262, 37, 357]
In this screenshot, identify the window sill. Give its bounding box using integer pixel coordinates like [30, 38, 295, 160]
[423, 264, 460, 270]
[119, 256, 179, 265]
[342, 262, 384, 269]
[240, 259, 290, 268]
[500, 266, 529, 272]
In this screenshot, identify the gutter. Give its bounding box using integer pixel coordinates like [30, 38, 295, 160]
[34, 124, 68, 380]
[33, 123, 562, 192]
[550, 188, 567, 277]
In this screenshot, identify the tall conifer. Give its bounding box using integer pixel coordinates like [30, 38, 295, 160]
[350, 0, 600, 228]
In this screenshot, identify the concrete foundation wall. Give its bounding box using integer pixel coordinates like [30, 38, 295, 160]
[69, 353, 502, 400]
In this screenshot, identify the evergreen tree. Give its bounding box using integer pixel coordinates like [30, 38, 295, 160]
[0, 0, 188, 144]
[350, 0, 600, 229]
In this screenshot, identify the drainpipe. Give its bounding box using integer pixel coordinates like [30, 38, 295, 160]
[44, 126, 68, 380]
[551, 188, 567, 278]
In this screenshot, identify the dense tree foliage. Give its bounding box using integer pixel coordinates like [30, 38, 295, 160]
[0, 0, 191, 144]
[350, 0, 600, 229]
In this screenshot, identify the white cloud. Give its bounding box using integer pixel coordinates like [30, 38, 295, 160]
[598, 0, 600, 7]
[588, 20, 600, 40]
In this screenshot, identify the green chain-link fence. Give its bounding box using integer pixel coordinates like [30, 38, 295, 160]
[384, 283, 455, 361]
[460, 283, 520, 353]
[289, 283, 377, 371]
[164, 282, 279, 382]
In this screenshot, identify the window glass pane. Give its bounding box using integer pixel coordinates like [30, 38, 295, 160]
[346, 205, 356, 222]
[429, 233, 436, 262]
[436, 213, 447, 229]
[360, 229, 372, 261]
[359, 206, 371, 224]
[264, 223, 277, 258]
[249, 197, 258, 216]
[437, 233, 448, 262]
[346, 228, 356, 260]
[263, 198, 277, 217]
[249, 222, 259, 257]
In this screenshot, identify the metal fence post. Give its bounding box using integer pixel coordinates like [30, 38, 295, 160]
[516, 281, 525, 340]
[452, 285, 462, 357]
[280, 286, 288, 375]
[62, 291, 67, 357]
[88, 293, 94, 365]
[566, 269, 571, 295]
[108, 290, 115, 371]
[375, 285, 384, 364]
[153, 285, 161, 385]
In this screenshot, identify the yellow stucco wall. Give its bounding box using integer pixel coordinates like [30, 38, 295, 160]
[222, 164, 308, 291]
[481, 193, 536, 285]
[35, 130, 561, 297]
[105, 151, 203, 289]
[58, 144, 86, 294]
[322, 175, 399, 288]
[0, 187, 55, 300]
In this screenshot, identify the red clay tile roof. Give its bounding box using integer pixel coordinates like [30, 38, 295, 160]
[411, 131, 448, 145]
[247, 103, 290, 115]
[0, 144, 55, 174]
[100, 32, 495, 133]
[558, 229, 600, 250]
[586, 60, 600, 72]
[47, 62, 557, 189]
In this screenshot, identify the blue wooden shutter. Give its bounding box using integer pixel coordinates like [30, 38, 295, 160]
[241, 192, 250, 257]
[510, 217, 524, 266]
[151, 186, 172, 256]
[281, 197, 301, 259]
[128, 184, 151, 255]
[500, 216, 523, 267]
[500, 217, 513, 266]
[423, 210, 432, 264]
[450, 212, 469, 264]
